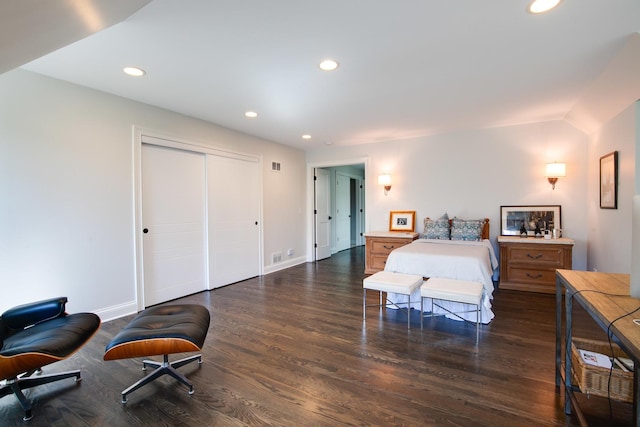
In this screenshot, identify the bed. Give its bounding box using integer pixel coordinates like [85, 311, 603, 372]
[383, 216, 498, 324]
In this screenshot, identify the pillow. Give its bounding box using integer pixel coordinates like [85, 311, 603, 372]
[422, 213, 450, 240]
[450, 218, 484, 241]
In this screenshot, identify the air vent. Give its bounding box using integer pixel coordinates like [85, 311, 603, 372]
[271, 161, 281, 172]
[272, 252, 282, 264]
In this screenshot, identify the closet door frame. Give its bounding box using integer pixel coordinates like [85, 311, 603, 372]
[133, 127, 264, 311]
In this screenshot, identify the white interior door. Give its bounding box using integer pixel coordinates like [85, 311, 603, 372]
[335, 173, 351, 251]
[315, 168, 331, 260]
[357, 178, 365, 246]
[207, 154, 260, 288]
[141, 143, 207, 306]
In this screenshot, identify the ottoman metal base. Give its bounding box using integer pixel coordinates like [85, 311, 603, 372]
[121, 353, 203, 403]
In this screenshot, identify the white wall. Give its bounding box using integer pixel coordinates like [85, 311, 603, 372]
[306, 120, 589, 272]
[0, 69, 306, 316]
[587, 102, 637, 273]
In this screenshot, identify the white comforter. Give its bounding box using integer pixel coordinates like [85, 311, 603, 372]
[383, 239, 498, 324]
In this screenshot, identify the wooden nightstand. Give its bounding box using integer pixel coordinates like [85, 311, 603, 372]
[364, 231, 419, 274]
[498, 236, 574, 294]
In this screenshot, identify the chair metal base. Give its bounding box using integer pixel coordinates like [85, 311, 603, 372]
[0, 369, 81, 421]
[121, 354, 202, 404]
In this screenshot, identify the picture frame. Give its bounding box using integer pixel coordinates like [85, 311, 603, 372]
[600, 151, 618, 209]
[389, 210, 416, 232]
[500, 205, 561, 236]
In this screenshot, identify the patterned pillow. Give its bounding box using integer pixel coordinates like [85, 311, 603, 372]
[450, 218, 484, 241]
[422, 213, 450, 240]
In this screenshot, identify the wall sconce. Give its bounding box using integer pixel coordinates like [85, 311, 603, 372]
[544, 162, 566, 190]
[378, 174, 392, 196]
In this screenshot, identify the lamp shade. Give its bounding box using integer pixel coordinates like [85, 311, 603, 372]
[545, 162, 566, 178]
[378, 174, 392, 186]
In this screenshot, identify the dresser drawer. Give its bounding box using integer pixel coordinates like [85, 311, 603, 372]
[370, 239, 407, 255]
[505, 266, 557, 287]
[370, 255, 389, 271]
[507, 246, 565, 266]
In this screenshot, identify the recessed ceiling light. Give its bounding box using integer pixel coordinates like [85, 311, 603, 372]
[527, 0, 561, 14]
[245, 111, 258, 118]
[302, 134, 312, 140]
[123, 66, 146, 77]
[319, 59, 339, 71]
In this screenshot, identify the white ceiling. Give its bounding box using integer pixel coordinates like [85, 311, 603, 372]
[0, 0, 150, 75]
[7, 1, 640, 150]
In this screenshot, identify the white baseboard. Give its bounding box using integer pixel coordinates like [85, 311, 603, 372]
[263, 255, 307, 275]
[96, 256, 309, 320]
[94, 300, 138, 322]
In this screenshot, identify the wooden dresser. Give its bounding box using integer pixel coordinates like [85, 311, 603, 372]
[364, 231, 419, 274]
[498, 236, 574, 293]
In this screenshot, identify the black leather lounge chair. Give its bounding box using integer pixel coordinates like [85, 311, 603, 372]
[0, 297, 101, 420]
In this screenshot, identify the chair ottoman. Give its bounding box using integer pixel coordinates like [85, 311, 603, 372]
[104, 304, 210, 403]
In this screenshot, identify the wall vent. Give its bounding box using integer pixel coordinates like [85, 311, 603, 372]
[272, 252, 282, 264]
[271, 161, 281, 172]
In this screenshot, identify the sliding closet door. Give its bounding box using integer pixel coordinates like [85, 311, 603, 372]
[141, 143, 207, 306]
[207, 154, 260, 288]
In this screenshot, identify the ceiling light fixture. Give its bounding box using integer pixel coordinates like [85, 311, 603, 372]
[527, 0, 561, 14]
[319, 59, 339, 71]
[245, 111, 258, 118]
[123, 66, 146, 77]
[302, 134, 312, 140]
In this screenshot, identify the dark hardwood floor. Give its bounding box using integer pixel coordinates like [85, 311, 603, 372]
[1, 247, 633, 426]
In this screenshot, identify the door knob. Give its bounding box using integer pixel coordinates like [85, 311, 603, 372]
[143, 228, 149, 234]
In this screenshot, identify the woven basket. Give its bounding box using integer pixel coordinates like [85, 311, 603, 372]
[571, 337, 633, 403]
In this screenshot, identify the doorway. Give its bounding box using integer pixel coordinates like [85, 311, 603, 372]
[307, 158, 368, 262]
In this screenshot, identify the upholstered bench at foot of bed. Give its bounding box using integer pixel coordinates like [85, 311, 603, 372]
[420, 278, 483, 341]
[363, 271, 424, 329]
[104, 304, 210, 403]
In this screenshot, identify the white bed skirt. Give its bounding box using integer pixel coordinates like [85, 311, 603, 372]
[385, 289, 494, 324]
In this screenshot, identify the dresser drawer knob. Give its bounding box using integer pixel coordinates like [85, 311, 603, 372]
[383, 245, 395, 250]
[526, 273, 543, 279]
[526, 253, 543, 259]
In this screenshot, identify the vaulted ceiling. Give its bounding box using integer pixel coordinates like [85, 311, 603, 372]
[3, 1, 640, 150]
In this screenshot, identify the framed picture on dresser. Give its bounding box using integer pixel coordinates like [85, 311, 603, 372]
[500, 205, 561, 236]
[389, 210, 416, 232]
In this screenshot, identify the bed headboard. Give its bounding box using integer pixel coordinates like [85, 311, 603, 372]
[481, 218, 490, 240]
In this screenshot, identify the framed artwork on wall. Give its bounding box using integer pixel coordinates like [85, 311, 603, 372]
[600, 151, 618, 209]
[500, 205, 561, 236]
[389, 210, 416, 232]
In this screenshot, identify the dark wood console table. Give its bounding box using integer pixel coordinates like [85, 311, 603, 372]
[556, 269, 640, 426]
